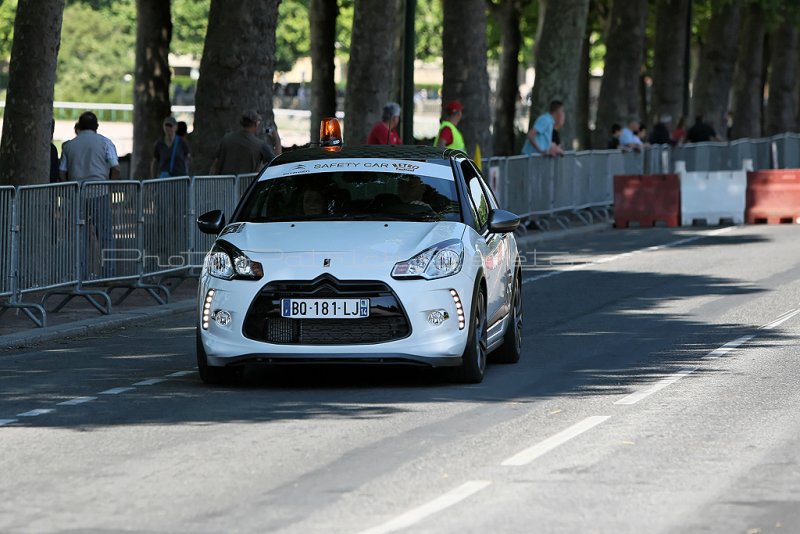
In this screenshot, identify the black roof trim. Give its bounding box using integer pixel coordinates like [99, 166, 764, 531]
[270, 145, 467, 165]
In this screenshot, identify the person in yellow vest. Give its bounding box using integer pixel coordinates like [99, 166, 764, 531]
[435, 100, 465, 151]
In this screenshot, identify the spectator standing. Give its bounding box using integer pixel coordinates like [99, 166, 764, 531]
[367, 102, 402, 145]
[619, 120, 644, 151]
[210, 110, 276, 175]
[522, 100, 565, 157]
[671, 116, 687, 144]
[434, 101, 465, 151]
[608, 123, 622, 149]
[686, 116, 720, 143]
[176, 121, 188, 138]
[59, 112, 120, 182]
[58, 111, 120, 277]
[649, 114, 674, 146]
[49, 119, 60, 183]
[151, 116, 191, 178]
[551, 107, 566, 150]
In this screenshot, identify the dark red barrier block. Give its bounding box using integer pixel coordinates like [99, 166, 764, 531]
[746, 170, 800, 224]
[614, 174, 681, 228]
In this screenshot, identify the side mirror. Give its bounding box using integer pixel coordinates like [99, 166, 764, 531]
[197, 210, 225, 235]
[487, 209, 520, 234]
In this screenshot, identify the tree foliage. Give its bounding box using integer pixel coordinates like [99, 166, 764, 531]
[55, 2, 136, 102]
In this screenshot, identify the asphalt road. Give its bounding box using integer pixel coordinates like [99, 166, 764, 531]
[2, 224, 800, 534]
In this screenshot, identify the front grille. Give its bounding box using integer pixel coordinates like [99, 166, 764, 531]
[243, 274, 411, 345]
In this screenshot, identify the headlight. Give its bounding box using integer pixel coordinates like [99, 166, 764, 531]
[392, 239, 464, 279]
[206, 241, 263, 280]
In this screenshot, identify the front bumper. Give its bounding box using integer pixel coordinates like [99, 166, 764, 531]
[198, 270, 474, 368]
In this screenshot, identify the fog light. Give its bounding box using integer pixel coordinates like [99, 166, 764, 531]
[213, 310, 232, 327]
[427, 309, 449, 326]
[202, 289, 216, 330]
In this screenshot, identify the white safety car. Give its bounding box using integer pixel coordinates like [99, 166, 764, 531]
[196, 121, 522, 384]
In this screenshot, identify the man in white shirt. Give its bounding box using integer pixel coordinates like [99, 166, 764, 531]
[59, 111, 121, 278]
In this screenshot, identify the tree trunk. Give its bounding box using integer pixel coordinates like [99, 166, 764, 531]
[730, 3, 765, 140]
[766, 16, 799, 135]
[691, 0, 741, 140]
[652, 0, 688, 126]
[529, 0, 590, 151]
[491, 0, 522, 156]
[593, 0, 648, 149]
[192, 0, 279, 174]
[0, 0, 65, 186]
[310, 0, 338, 144]
[576, 17, 591, 150]
[133, 0, 172, 180]
[442, 0, 492, 157]
[343, 0, 400, 145]
[391, 0, 405, 105]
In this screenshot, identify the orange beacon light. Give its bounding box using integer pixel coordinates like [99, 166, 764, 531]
[320, 118, 343, 150]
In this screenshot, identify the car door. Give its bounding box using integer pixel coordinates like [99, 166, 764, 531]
[460, 160, 505, 326]
[474, 162, 515, 318]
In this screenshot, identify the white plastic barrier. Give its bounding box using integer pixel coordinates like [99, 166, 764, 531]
[677, 160, 752, 226]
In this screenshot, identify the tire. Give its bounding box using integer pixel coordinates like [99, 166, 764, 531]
[196, 329, 241, 385]
[452, 288, 488, 384]
[492, 271, 522, 364]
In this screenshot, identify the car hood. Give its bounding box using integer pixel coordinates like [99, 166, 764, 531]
[222, 220, 465, 263]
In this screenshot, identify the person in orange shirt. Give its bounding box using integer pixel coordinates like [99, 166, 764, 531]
[367, 102, 402, 145]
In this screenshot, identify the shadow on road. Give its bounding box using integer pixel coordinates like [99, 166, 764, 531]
[1, 255, 794, 430]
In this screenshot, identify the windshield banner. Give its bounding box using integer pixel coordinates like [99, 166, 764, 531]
[261, 158, 455, 181]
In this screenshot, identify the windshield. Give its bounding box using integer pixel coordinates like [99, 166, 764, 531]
[236, 171, 461, 223]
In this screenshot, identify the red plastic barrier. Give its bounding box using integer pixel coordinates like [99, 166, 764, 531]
[613, 174, 680, 228]
[746, 170, 800, 224]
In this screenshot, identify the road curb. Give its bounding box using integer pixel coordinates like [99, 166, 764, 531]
[516, 222, 613, 246]
[0, 300, 196, 351]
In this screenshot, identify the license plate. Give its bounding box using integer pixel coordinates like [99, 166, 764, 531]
[281, 298, 370, 319]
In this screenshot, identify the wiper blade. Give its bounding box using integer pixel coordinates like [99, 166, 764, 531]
[343, 212, 440, 221]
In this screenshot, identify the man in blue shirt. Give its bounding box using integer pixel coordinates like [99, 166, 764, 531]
[619, 119, 644, 151]
[523, 100, 565, 156]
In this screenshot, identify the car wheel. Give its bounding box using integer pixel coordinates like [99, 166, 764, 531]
[493, 271, 522, 364]
[453, 288, 488, 384]
[196, 329, 241, 385]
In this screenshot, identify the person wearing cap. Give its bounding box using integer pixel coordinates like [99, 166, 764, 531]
[151, 115, 191, 178]
[367, 102, 402, 145]
[435, 101, 465, 151]
[210, 109, 278, 175]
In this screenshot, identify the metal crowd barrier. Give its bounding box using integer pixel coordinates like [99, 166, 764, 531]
[485, 149, 642, 228]
[484, 132, 800, 228]
[4, 132, 800, 328]
[1, 173, 256, 328]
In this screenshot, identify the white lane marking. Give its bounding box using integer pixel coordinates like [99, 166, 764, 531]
[16, 409, 55, 417]
[0, 419, 18, 426]
[707, 335, 756, 359]
[614, 368, 697, 406]
[99, 387, 135, 395]
[761, 309, 800, 330]
[501, 416, 611, 466]
[133, 378, 168, 386]
[614, 307, 796, 406]
[165, 370, 194, 378]
[357, 480, 491, 534]
[57, 396, 97, 406]
[523, 227, 737, 285]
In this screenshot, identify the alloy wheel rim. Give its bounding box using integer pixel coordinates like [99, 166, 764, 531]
[514, 280, 523, 351]
[476, 294, 487, 372]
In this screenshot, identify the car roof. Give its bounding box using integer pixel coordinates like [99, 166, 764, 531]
[270, 145, 466, 166]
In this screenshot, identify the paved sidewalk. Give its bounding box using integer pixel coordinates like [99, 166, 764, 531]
[0, 221, 612, 350]
[0, 278, 197, 350]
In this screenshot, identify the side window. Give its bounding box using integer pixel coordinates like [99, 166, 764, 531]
[461, 161, 489, 230]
